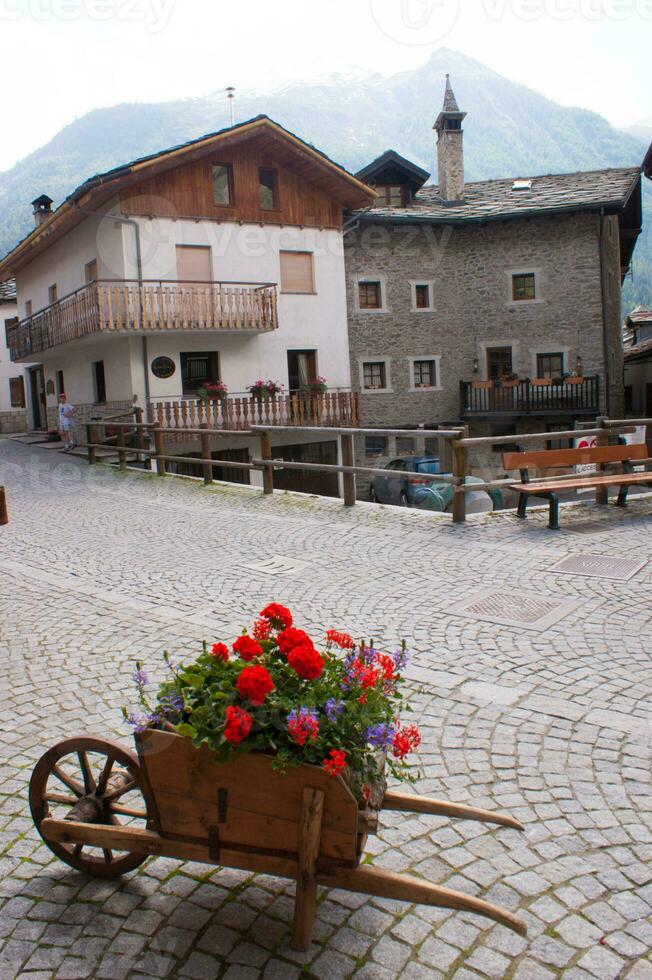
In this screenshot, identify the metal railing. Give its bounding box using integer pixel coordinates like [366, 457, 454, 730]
[82, 416, 651, 524]
[460, 376, 600, 417]
[8, 278, 279, 360]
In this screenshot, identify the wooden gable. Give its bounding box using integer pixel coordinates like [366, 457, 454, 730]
[120, 131, 347, 229]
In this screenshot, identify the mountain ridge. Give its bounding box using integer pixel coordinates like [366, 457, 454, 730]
[1, 48, 649, 306]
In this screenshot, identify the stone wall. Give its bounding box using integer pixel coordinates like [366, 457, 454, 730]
[0, 409, 28, 434]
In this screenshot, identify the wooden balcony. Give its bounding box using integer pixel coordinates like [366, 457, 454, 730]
[152, 391, 360, 434]
[460, 376, 600, 418]
[7, 279, 279, 361]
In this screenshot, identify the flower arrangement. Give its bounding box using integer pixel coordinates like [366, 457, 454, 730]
[125, 604, 421, 801]
[196, 381, 228, 400]
[248, 379, 283, 398]
[301, 376, 328, 395]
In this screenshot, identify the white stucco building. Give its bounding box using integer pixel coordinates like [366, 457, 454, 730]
[0, 117, 375, 491]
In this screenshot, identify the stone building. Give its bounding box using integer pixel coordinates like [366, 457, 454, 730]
[623, 307, 652, 447]
[345, 76, 642, 476]
[0, 280, 31, 433]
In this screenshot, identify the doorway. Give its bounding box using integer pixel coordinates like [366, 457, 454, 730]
[29, 366, 47, 430]
[487, 347, 513, 380]
[287, 350, 317, 392]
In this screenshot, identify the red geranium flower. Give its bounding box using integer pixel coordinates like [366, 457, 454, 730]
[260, 603, 293, 629]
[322, 749, 347, 777]
[326, 629, 355, 650]
[288, 644, 324, 681]
[211, 642, 229, 661]
[277, 627, 313, 655]
[359, 666, 380, 689]
[287, 708, 319, 746]
[236, 665, 275, 706]
[374, 653, 396, 681]
[392, 723, 421, 759]
[233, 635, 263, 662]
[252, 618, 272, 640]
[224, 705, 252, 744]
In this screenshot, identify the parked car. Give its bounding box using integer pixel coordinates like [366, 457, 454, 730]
[370, 456, 501, 513]
[369, 456, 442, 507]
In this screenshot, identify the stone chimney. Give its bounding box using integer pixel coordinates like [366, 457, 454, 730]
[433, 75, 466, 202]
[31, 194, 53, 227]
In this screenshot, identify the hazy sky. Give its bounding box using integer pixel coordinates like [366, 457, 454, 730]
[0, 0, 650, 172]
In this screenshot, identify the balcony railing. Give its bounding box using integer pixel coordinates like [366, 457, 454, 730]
[152, 391, 360, 434]
[7, 279, 279, 361]
[460, 376, 600, 417]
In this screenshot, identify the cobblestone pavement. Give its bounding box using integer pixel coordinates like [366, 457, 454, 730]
[1, 439, 652, 980]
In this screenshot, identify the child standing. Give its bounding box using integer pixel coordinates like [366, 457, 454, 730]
[58, 393, 76, 450]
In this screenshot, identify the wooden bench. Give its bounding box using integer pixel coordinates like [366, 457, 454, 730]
[502, 443, 652, 530]
[0, 486, 7, 526]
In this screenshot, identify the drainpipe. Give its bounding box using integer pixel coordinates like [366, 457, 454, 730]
[71, 204, 150, 415]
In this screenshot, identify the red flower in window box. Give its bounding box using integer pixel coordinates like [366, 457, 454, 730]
[322, 749, 347, 777]
[260, 603, 293, 629]
[326, 630, 355, 650]
[277, 627, 313, 655]
[233, 635, 263, 661]
[211, 642, 229, 662]
[236, 665, 275, 706]
[287, 644, 324, 681]
[223, 705, 252, 744]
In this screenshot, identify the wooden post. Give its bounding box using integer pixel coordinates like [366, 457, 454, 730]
[86, 424, 96, 466]
[341, 433, 356, 507]
[116, 425, 127, 471]
[595, 416, 609, 505]
[153, 424, 166, 477]
[259, 432, 274, 495]
[291, 787, 324, 952]
[451, 427, 469, 524]
[200, 422, 213, 485]
[134, 407, 149, 469]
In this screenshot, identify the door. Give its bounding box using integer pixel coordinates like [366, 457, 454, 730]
[287, 350, 317, 392]
[29, 366, 46, 429]
[487, 347, 513, 380]
[93, 361, 106, 404]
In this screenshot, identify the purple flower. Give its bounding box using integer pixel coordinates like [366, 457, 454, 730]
[365, 723, 396, 749]
[287, 706, 318, 725]
[126, 711, 150, 733]
[392, 647, 409, 672]
[159, 693, 183, 715]
[325, 699, 344, 722]
[132, 668, 149, 688]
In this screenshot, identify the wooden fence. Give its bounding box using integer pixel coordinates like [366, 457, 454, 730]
[83, 415, 651, 524]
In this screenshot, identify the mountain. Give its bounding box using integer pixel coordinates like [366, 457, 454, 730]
[0, 48, 649, 307]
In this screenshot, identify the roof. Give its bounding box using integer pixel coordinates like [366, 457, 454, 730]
[0, 279, 16, 304]
[442, 75, 460, 113]
[626, 306, 652, 326]
[0, 114, 376, 278]
[624, 336, 652, 362]
[355, 150, 430, 193]
[643, 141, 652, 179]
[353, 166, 641, 225]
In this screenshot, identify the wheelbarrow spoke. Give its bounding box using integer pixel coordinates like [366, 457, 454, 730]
[103, 849, 114, 863]
[52, 766, 84, 798]
[103, 778, 137, 803]
[77, 751, 96, 794]
[95, 755, 116, 796]
[45, 792, 78, 807]
[108, 804, 147, 819]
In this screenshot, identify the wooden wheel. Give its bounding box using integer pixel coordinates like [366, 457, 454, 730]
[29, 736, 151, 879]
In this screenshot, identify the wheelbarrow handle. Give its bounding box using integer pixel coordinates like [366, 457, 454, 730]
[382, 790, 524, 831]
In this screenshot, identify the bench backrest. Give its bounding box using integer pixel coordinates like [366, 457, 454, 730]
[502, 443, 647, 471]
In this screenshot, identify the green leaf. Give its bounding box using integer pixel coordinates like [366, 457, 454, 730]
[174, 722, 196, 738]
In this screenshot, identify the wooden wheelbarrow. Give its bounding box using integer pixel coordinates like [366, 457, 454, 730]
[30, 730, 527, 950]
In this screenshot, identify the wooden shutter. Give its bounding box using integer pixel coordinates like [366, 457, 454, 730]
[176, 245, 212, 282]
[9, 376, 25, 408]
[280, 251, 314, 293]
[85, 259, 98, 283]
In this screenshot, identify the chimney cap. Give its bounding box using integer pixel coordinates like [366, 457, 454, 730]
[434, 74, 466, 131]
[31, 194, 53, 211]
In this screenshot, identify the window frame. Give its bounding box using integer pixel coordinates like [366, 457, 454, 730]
[507, 269, 541, 305]
[180, 351, 220, 396]
[356, 277, 386, 313]
[408, 355, 441, 392]
[92, 360, 106, 404]
[359, 357, 392, 394]
[364, 435, 388, 457]
[212, 162, 235, 208]
[48, 284, 58, 306]
[258, 167, 279, 211]
[280, 250, 315, 295]
[409, 280, 435, 312]
[85, 259, 98, 284]
[375, 184, 406, 208]
[536, 352, 564, 379]
[9, 376, 25, 408]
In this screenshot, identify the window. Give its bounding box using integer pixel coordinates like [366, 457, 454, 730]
[624, 385, 633, 414]
[396, 436, 415, 455]
[212, 164, 234, 206]
[376, 185, 405, 207]
[363, 361, 387, 390]
[415, 285, 430, 309]
[85, 259, 98, 284]
[48, 284, 57, 305]
[280, 251, 314, 293]
[413, 359, 437, 388]
[259, 167, 278, 209]
[181, 351, 219, 395]
[92, 360, 106, 403]
[176, 245, 212, 282]
[537, 353, 564, 378]
[358, 281, 382, 310]
[287, 350, 317, 391]
[25, 300, 32, 317]
[512, 273, 536, 301]
[55, 370, 65, 397]
[9, 377, 25, 408]
[365, 436, 388, 457]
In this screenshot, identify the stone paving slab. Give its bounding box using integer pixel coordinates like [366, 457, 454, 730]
[0, 440, 651, 978]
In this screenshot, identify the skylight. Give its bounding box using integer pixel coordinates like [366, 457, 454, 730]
[512, 179, 532, 191]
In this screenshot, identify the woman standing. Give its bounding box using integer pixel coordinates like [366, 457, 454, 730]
[58, 393, 76, 451]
